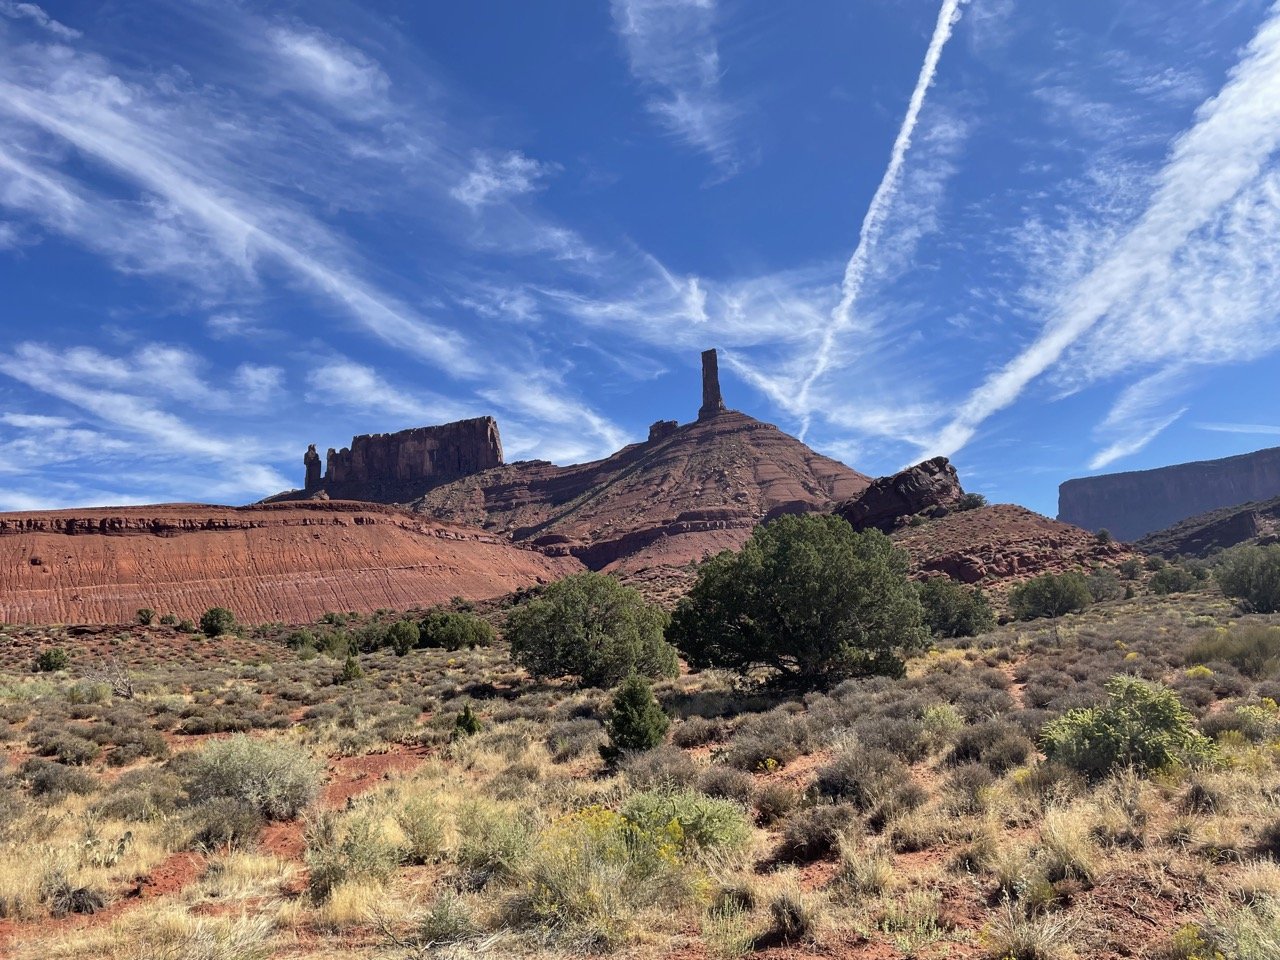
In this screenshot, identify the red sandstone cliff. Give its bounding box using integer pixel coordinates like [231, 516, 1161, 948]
[0, 501, 579, 625]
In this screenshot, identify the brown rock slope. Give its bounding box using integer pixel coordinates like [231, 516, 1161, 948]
[413, 410, 871, 575]
[891, 504, 1133, 588]
[1137, 494, 1280, 558]
[0, 501, 581, 625]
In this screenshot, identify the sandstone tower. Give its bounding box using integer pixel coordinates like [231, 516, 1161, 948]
[699, 348, 726, 420]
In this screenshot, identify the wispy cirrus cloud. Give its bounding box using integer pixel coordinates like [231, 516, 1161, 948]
[929, 3, 1280, 466]
[611, 0, 741, 173]
[0, 1, 78, 38]
[452, 151, 559, 209]
[1196, 422, 1280, 436]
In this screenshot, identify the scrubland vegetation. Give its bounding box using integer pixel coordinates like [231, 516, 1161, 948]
[2, 527, 1280, 958]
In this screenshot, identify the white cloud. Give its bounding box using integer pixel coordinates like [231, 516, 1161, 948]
[206, 314, 270, 339]
[1196, 421, 1280, 436]
[611, 0, 740, 172]
[929, 4, 1280, 461]
[267, 26, 389, 113]
[0, 1, 79, 39]
[1, 411, 70, 429]
[304, 359, 471, 425]
[452, 151, 558, 209]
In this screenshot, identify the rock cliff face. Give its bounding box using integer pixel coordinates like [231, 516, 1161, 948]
[1136, 494, 1280, 558]
[0, 501, 579, 625]
[1059, 446, 1280, 542]
[278, 417, 504, 504]
[837, 457, 964, 532]
[413, 410, 870, 577]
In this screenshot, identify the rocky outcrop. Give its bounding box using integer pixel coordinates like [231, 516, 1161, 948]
[280, 417, 504, 504]
[892, 504, 1133, 588]
[1136, 495, 1280, 558]
[648, 420, 679, 442]
[0, 501, 579, 625]
[836, 457, 964, 532]
[413, 410, 870, 575]
[1059, 446, 1280, 542]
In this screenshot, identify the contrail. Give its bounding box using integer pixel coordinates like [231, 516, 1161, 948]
[797, 0, 969, 435]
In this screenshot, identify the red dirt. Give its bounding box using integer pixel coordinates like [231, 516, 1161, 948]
[0, 500, 581, 625]
[321, 743, 433, 807]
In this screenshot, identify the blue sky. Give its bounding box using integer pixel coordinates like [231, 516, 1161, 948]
[3, 0, 1280, 518]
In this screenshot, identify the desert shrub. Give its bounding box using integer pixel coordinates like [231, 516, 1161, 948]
[777, 804, 858, 862]
[1010, 572, 1092, 621]
[814, 747, 907, 809]
[159, 612, 177, 625]
[852, 714, 928, 762]
[516, 805, 688, 949]
[1152, 565, 1199, 595]
[672, 715, 728, 748]
[1040, 676, 1216, 780]
[199, 606, 237, 638]
[948, 721, 1034, 774]
[1216, 544, 1280, 613]
[36, 733, 100, 766]
[956, 492, 987, 511]
[944, 762, 996, 816]
[765, 885, 823, 945]
[418, 609, 495, 650]
[697, 766, 756, 804]
[603, 673, 669, 758]
[182, 735, 322, 820]
[106, 727, 170, 766]
[1119, 558, 1144, 580]
[94, 769, 182, 821]
[135, 607, 156, 625]
[395, 798, 447, 865]
[723, 711, 814, 771]
[387, 620, 420, 656]
[621, 746, 699, 790]
[20, 758, 96, 798]
[455, 804, 533, 880]
[546, 718, 605, 762]
[1087, 569, 1125, 602]
[188, 798, 265, 851]
[1189, 626, 1280, 679]
[670, 515, 927, 686]
[417, 891, 477, 945]
[918, 578, 996, 638]
[306, 812, 401, 901]
[507, 572, 677, 687]
[755, 783, 798, 825]
[623, 788, 752, 854]
[33, 648, 70, 673]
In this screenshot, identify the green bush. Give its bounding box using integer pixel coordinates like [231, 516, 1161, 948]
[1009, 572, 1092, 621]
[337, 655, 363, 683]
[182, 735, 322, 820]
[917, 578, 995, 638]
[1151, 565, 1199, 595]
[955, 492, 987, 511]
[1086, 569, 1125, 602]
[306, 811, 401, 902]
[199, 607, 237, 638]
[621, 788, 752, 854]
[33, 648, 70, 673]
[1040, 675, 1215, 780]
[603, 673, 669, 758]
[668, 515, 927, 686]
[387, 620, 420, 656]
[1188, 625, 1280, 679]
[1118, 558, 1143, 580]
[507, 572, 677, 687]
[135, 608, 156, 626]
[419, 610, 496, 650]
[1216, 544, 1280, 613]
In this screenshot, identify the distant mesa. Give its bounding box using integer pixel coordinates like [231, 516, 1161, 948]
[1059, 445, 1280, 542]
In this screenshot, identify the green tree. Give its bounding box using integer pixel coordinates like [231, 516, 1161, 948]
[135, 608, 156, 626]
[917, 578, 995, 638]
[506, 572, 677, 687]
[1008, 572, 1092, 620]
[954, 492, 987, 511]
[603, 673, 670, 758]
[1040, 675, 1215, 780]
[667, 514, 928, 686]
[337, 654, 363, 683]
[453, 704, 482, 738]
[34, 648, 70, 673]
[387, 620, 420, 656]
[1216, 544, 1280, 613]
[419, 610, 496, 650]
[1150, 564, 1199, 595]
[199, 606, 237, 638]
